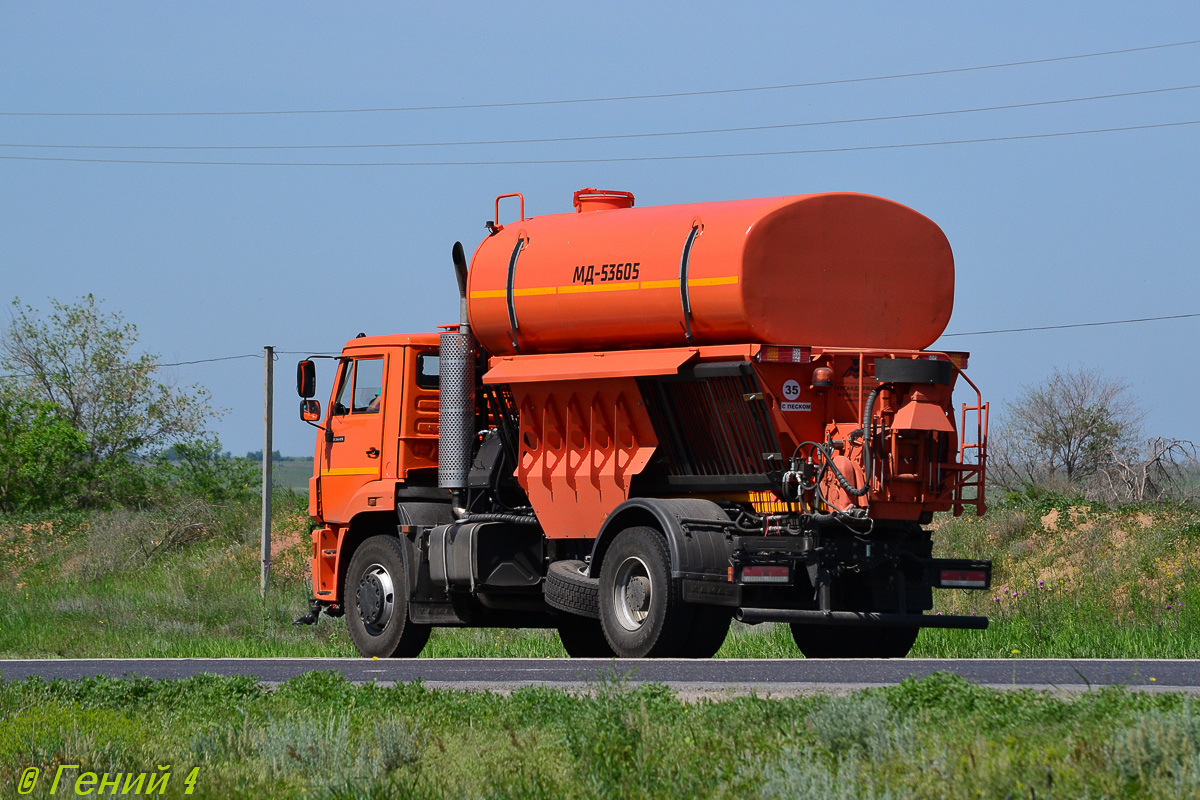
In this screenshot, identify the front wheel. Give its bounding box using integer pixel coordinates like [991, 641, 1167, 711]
[345, 535, 431, 658]
[598, 526, 692, 658]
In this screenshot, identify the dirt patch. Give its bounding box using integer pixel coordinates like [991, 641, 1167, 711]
[1040, 508, 1060, 532]
[271, 514, 313, 584]
[61, 551, 86, 576]
[1109, 527, 1130, 551]
[1037, 562, 1078, 586]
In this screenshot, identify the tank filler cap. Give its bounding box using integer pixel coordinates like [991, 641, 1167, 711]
[573, 188, 635, 212]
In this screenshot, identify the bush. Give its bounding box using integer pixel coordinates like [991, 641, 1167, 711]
[1108, 706, 1200, 789]
[808, 693, 906, 756]
[0, 391, 89, 513]
[81, 501, 241, 577]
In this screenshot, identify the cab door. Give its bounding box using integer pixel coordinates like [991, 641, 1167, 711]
[320, 354, 390, 523]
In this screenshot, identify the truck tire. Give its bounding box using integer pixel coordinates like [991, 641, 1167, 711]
[544, 559, 600, 619]
[790, 624, 918, 659]
[680, 605, 733, 659]
[598, 526, 693, 658]
[557, 620, 615, 657]
[345, 535, 431, 658]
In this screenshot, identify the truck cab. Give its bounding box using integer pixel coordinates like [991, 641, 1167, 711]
[301, 335, 446, 602]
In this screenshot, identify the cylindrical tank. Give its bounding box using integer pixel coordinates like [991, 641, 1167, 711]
[466, 190, 954, 356]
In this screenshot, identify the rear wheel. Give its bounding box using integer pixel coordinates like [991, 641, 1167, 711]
[680, 605, 733, 658]
[557, 619, 615, 657]
[790, 624, 918, 659]
[345, 535, 431, 658]
[598, 526, 693, 658]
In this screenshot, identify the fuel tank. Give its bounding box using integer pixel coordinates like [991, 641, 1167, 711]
[466, 189, 954, 356]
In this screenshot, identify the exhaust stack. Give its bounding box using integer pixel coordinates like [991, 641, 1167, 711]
[439, 242, 476, 516]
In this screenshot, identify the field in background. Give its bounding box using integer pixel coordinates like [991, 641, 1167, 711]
[270, 457, 313, 492]
[1, 670, 1199, 798]
[0, 494, 1197, 659]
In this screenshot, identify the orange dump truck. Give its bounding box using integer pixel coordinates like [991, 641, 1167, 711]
[294, 188, 991, 659]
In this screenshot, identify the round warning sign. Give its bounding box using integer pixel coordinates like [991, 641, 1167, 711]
[780, 379, 811, 412]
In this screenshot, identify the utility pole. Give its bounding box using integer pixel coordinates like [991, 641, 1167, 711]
[261, 345, 274, 598]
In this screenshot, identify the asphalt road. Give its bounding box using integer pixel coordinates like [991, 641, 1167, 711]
[2, 658, 1197, 695]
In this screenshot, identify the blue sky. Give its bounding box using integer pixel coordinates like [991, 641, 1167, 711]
[2, 3, 1197, 456]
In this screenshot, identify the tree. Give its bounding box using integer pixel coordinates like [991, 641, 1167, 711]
[990, 367, 1143, 493]
[0, 387, 89, 512]
[1093, 436, 1199, 505]
[2, 295, 216, 502]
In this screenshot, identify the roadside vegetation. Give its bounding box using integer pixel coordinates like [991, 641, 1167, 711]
[3, 670, 1200, 798]
[1, 488, 1197, 660]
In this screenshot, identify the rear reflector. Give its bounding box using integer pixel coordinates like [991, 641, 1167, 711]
[940, 569, 988, 588]
[757, 346, 811, 363]
[741, 565, 790, 584]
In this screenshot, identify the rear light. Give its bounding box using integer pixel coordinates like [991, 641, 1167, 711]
[946, 352, 969, 369]
[940, 569, 988, 588]
[757, 346, 811, 363]
[740, 565, 790, 584]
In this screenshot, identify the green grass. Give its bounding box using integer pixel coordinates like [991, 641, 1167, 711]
[0, 671, 1198, 798]
[0, 497, 1196, 660]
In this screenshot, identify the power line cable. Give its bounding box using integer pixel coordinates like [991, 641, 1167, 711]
[5, 312, 1193, 383]
[159, 353, 263, 367]
[3, 84, 1196, 152]
[3, 39, 1197, 117]
[0, 353, 263, 381]
[942, 312, 1200, 338]
[1, 119, 1196, 167]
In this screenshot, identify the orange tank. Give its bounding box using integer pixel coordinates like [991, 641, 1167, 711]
[466, 189, 954, 357]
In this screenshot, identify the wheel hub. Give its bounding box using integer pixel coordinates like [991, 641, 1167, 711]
[358, 575, 384, 624]
[356, 564, 395, 634]
[612, 556, 653, 631]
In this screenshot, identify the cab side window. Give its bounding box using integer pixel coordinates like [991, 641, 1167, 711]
[353, 358, 384, 414]
[416, 352, 440, 389]
[331, 357, 385, 415]
[332, 360, 352, 415]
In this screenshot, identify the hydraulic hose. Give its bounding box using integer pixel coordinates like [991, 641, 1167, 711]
[461, 512, 541, 526]
[838, 382, 891, 497]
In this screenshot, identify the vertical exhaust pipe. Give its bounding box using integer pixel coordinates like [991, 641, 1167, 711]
[439, 242, 476, 518]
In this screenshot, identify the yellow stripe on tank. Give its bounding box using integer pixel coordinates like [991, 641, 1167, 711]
[470, 276, 738, 299]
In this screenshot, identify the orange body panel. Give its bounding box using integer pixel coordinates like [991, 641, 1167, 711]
[509, 377, 657, 539]
[467, 192, 953, 356]
[311, 526, 342, 599]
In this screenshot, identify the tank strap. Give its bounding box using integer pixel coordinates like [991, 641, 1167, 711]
[678, 225, 700, 345]
[505, 237, 525, 353]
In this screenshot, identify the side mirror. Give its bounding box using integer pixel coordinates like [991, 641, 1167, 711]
[297, 360, 316, 398]
[300, 399, 322, 422]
